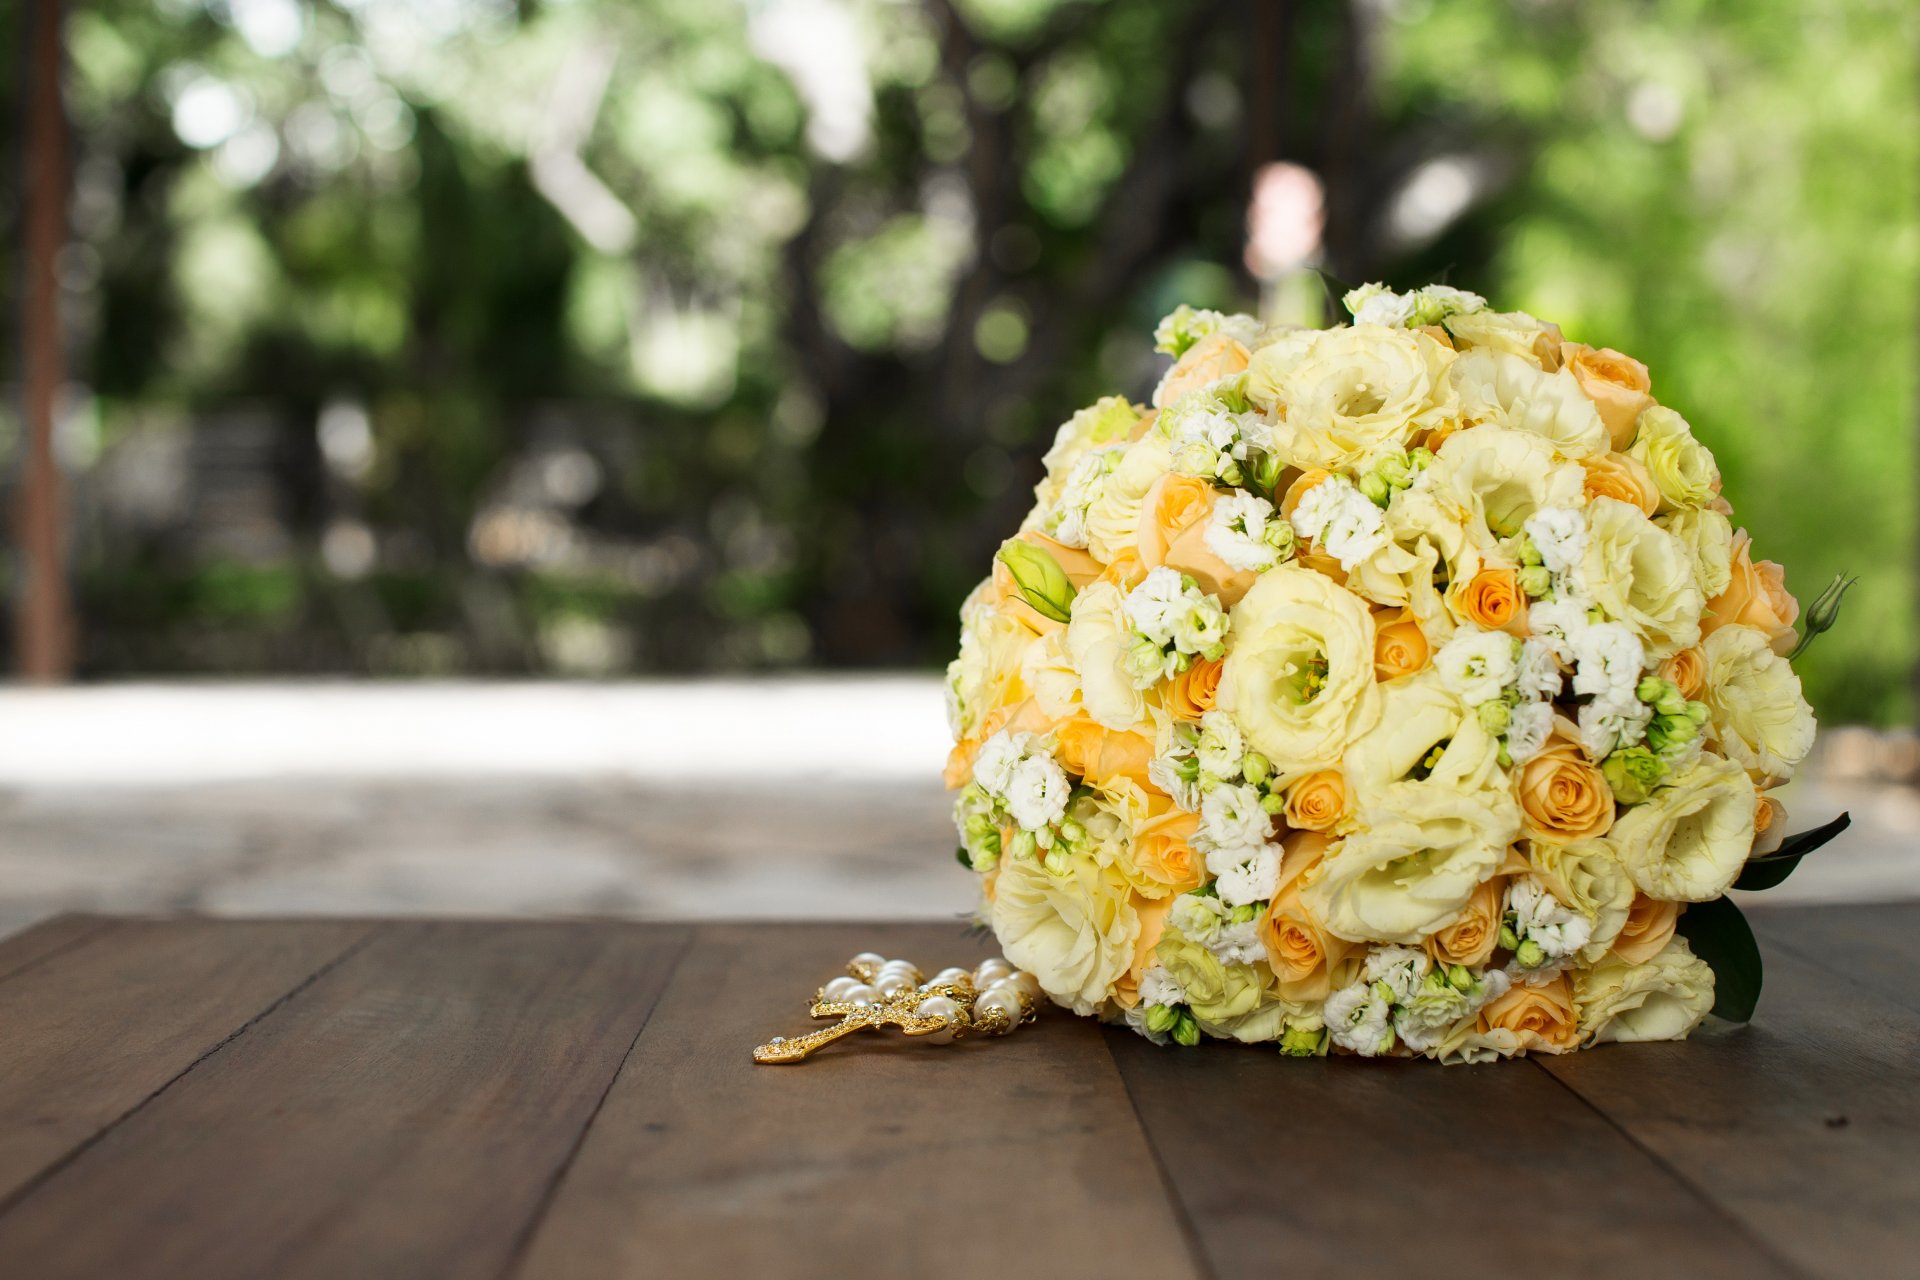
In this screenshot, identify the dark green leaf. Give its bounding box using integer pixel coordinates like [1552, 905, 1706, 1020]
[1676, 896, 1763, 1022]
[954, 846, 973, 870]
[1734, 811, 1851, 891]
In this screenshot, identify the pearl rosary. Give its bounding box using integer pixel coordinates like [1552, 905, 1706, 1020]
[753, 951, 1042, 1064]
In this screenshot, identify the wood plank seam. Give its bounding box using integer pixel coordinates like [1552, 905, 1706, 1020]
[1750, 924, 1910, 1013]
[1097, 1028, 1219, 1280]
[0, 918, 115, 987]
[0, 921, 380, 1219]
[495, 924, 697, 1280]
[1523, 1057, 1812, 1279]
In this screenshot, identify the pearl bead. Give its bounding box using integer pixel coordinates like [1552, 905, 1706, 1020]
[914, 994, 962, 1044]
[974, 958, 1014, 985]
[930, 966, 972, 987]
[840, 983, 878, 1007]
[821, 976, 864, 1001]
[976, 988, 1022, 1025]
[1004, 972, 1042, 1000]
[877, 960, 921, 980]
[851, 951, 887, 971]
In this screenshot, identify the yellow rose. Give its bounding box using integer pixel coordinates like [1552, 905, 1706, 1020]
[1154, 331, 1250, 408]
[1700, 624, 1816, 783]
[1428, 873, 1505, 967]
[1582, 497, 1703, 658]
[1084, 432, 1173, 564]
[1260, 833, 1358, 1003]
[1445, 309, 1564, 366]
[1052, 715, 1155, 790]
[1528, 839, 1635, 960]
[1246, 325, 1457, 471]
[1064, 581, 1150, 733]
[1610, 892, 1679, 964]
[1479, 973, 1581, 1054]
[1575, 937, 1715, 1045]
[1627, 406, 1720, 511]
[1217, 565, 1381, 774]
[1450, 565, 1527, 635]
[1514, 736, 1615, 844]
[1580, 451, 1660, 515]
[1428, 425, 1586, 545]
[1609, 755, 1757, 901]
[1660, 507, 1734, 602]
[1283, 769, 1350, 833]
[1167, 654, 1224, 720]
[1448, 350, 1608, 458]
[1372, 606, 1432, 680]
[1156, 931, 1267, 1024]
[1128, 804, 1208, 897]
[989, 849, 1142, 1015]
[1137, 473, 1257, 605]
[1559, 342, 1653, 450]
[1703, 530, 1799, 655]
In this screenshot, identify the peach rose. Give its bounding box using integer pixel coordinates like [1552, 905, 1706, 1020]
[1453, 567, 1527, 635]
[944, 699, 1052, 788]
[1559, 342, 1653, 450]
[1260, 833, 1357, 1003]
[1097, 545, 1147, 591]
[1283, 769, 1349, 832]
[1138, 473, 1258, 604]
[1113, 894, 1173, 1009]
[1659, 647, 1706, 701]
[1753, 793, 1787, 856]
[1157, 332, 1251, 407]
[1477, 973, 1580, 1053]
[1580, 451, 1660, 516]
[1704, 530, 1799, 653]
[1130, 807, 1208, 898]
[1429, 874, 1505, 967]
[1054, 715, 1155, 789]
[1515, 737, 1616, 843]
[1372, 607, 1431, 680]
[1168, 656, 1224, 720]
[1610, 892, 1680, 964]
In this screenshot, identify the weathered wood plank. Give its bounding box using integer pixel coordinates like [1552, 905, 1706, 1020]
[0, 914, 113, 985]
[1746, 901, 1920, 1014]
[1538, 940, 1920, 1280]
[0, 917, 372, 1204]
[0, 920, 690, 1280]
[513, 922, 1204, 1280]
[1106, 1027, 1793, 1280]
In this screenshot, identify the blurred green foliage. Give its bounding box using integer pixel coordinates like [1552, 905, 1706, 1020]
[2, 0, 1914, 722]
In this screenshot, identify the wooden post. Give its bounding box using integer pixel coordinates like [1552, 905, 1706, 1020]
[16, 0, 74, 680]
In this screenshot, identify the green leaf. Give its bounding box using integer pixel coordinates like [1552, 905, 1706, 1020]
[954, 845, 972, 870]
[996, 539, 1077, 623]
[1734, 811, 1851, 892]
[1676, 896, 1763, 1023]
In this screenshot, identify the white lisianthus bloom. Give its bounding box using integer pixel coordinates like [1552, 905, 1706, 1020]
[1200, 781, 1273, 850]
[1575, 937, 1716, 1045]
[1290, 474, 1389, 570]
[1083, 433, 1173, 563]
[1659, 506, 1735, 602]
[1522, 505, 1589, 579]
[989, 851, 1142, 1015]
[1434, 627, 1518, 706]
[1344, 669, 1510, 800]
[1217, 566, 1382, 772]
[1609, 755, 1757, 901]
[973, 729, 1034, 797]
[1209, 843, 1282, 907]
[1195, 710, 1245, 780]
[1006, 753, 1072, 831]
[1505, 701, 1555, 765]
[1529, 839, 1636, 962]
[1700, 624, 1817, 782]
[1324, 980, 1394, 1056]
[1577, 696, 1652, 760]
[1428, 426, 1587, 545]
[1065, 582, 1150, 732]
[1627, 407, 1720, 512]
[1571, 620, 1646, 704]
[1206, 492, 1288, 572]
[1581, 497, 1703, 658]
[1245, 325, 1456, 471]
[1449, 350, 1608, 458]
[1307, 783, 1521, 943]
[1515, 639, 1563, 701]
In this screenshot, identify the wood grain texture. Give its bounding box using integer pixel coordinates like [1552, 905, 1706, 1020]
[0, 914, 113, 985]
[1106, 1028, 1793, 1280]
[1538, 940, 1920, 1280]
[0, 920, 689, 1280]
[512, 922, 1205, 1280]
[1747, 901, 1920, 1014]
[0, 917, 372, 1204]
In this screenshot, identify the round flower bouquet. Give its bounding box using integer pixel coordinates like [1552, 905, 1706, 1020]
[944, 283, 1851, 1062]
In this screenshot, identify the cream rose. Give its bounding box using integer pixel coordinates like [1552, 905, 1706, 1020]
[1449, 350, 1608, 459]
[1559, 343, 1653, 449]
[1245, 325, 1456, 471]
[1154, 331, 1252, 408]
[1445, 309, 1564, 366]
[1582, 497, 1703, 658]
[1065, 581, 1150, 733]
[1156, 932, 1267, 1025]
[1083, 433, 1173, 564]
[1660, 507, 1734, 602]
[1575, 937, 1715, 1045]
[947, 591, 1040, 738]
[1700, 624, 1817, 783]
[1609, 755, 1757, 901]
[990, 850, 1143, 1015]
[1627, 407, 1719, 511]
[1528, 839, 1635, 960]
[1427, 425, 1587, 545]
[1217, 566, 1381, 773]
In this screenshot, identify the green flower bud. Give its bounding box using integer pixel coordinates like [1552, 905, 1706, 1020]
[1685, 699, 1710, 726]
[1172, 1011, 1202, 1047]
[1251, 452, 1285, 494]
[1359, 471, 1393, 507]
[1518, 565, 1552, 598]
[1407, 446, 1435, 471]
[1496, 741, 1513, 769]
[1477, 700, 1512, 736]
[1514, 533, 1543, 567]
[1010, 829, 1039, 860]
[1173, 754, 1201, 783]
[1260, 792, 1286, 815]
[1514, 938, 1547, 969]
[1498, 924, 1522, 952]
[1229, 902, 1259, 925]
[1264, 519, 1298, 555]
[1376, 455, 1414, 489]
[1371, 979, 1396, 1005]
[1242, 752, 1271, 785]
[1788, 573, 1856, 661]
[1218, 461, 1246, 488]
[1043, 848, 1072, 877]
[1279, 1025, 1327, 1057]
[1636, 676, 1670, 704]
[1646, 713, 1700, 755]
[1058, 818, 1086, 845]
[1601, 746, 1668, 805]
[1145, 1003, 1180, 1034]
[996, 539, 1078, 623]
[1447, 964, 1473, 991]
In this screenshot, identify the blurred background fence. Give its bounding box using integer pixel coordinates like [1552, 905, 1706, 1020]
[2, 0, 1916, 719]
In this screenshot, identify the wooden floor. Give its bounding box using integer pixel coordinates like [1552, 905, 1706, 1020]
[0, 908, 1912, 1279]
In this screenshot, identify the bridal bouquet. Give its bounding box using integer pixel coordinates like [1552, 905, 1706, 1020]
[945, 283, 1849, 1061]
